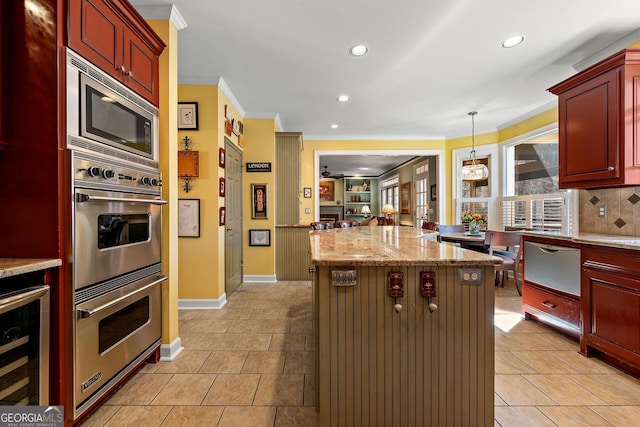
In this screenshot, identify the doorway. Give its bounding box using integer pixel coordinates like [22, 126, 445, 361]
[225, 139, 243, 296]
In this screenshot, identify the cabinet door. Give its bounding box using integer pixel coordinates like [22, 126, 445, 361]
[585, 269, 640, 354]
[69, 0, 123, 82]
[558, 68, 620, 187]
[123, 26, 158, 105]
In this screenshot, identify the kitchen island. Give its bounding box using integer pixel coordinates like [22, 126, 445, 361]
[310, 226, 500, 426]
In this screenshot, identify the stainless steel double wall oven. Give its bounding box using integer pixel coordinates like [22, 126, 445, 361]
[66, 49, 166, 419]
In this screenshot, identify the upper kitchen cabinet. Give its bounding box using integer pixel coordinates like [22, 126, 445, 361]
[68, 0, 165, 105]
[549, 48, 640, 189]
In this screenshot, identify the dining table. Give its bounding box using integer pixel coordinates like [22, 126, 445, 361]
[439, 231, 488, 250]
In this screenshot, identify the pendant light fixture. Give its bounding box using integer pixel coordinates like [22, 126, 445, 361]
[460, 111, 489, 181]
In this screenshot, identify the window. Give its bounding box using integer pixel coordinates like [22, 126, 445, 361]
[380, 176, 399, 214]
[501, 131, 573, 232]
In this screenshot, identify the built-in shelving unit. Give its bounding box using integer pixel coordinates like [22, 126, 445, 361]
[344, 177, 377, 218]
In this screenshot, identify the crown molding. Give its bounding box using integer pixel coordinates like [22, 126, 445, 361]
[132, 4, 188, 30]
[573, 28, 640, 72]
[303, 134, 445, 141]
[496, 101, 557, 131]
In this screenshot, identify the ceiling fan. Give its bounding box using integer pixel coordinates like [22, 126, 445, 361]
[321, 166, 344, 179]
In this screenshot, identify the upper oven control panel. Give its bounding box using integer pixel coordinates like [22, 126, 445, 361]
[72, 151, 162, 194]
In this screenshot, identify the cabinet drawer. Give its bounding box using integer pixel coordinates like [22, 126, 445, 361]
[523, 283, 580, 327]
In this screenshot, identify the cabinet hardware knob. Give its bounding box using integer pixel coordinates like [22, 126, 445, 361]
[428, 303, 438, 313]
[126, 71, 132, 77]
[394, 303, 403, 313]
[608, 166, 615, 171]
[118, 65, 126, 72]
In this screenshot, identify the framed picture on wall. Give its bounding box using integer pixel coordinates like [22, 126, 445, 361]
[400, 182, 411, 214]
[178, 199, 200, 237]
[249, 229, 271, 246]
[178, 102, 198, 130]
[430, 184, 437, 201]
[319, 180, 334, 201]
[303, 187, 312, 198]
[251, 184, 268, 219]
[219, 177, 225, 197]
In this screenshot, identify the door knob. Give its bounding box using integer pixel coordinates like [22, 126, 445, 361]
[226, 227, 232, 231]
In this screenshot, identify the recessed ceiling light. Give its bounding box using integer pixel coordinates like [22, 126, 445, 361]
[349, 45, 368, 56]
[331, 124, 338, 129]
[501, 35, 525, 48]
[337, 95, 349, 102]
[358, 167, 369, 170]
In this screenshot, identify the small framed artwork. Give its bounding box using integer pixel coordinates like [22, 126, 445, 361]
[219, 177, 226, 197]
[178, 199, 200, 237]
[400, 182, 411, 214]
[303, 187, 312, 198]
[232, 119, 240, 136]
[249, 229, 271, 247]
[224, 104, 232, 120]
[225, 120, 233, 136]
[219, 207, 226, 226]
[178, 102, 198, 130]
[251, 183, 268, 219]
[219, 147, 225, 168]
[430, 184, 437, 201]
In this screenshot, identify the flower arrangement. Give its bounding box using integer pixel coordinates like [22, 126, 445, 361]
[461, 212, 487, 224]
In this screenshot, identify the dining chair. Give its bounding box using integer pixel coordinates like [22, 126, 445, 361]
[310, 221, 333, 230]
[484, 230, 522, 295]
[336, 220, 353, 228]
[436, 224, 465, 242]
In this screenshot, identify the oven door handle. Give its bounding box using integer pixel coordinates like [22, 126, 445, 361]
[0, 286, 49, 315]
[77, 276, 166, 319]
[76, 193, 168, 205]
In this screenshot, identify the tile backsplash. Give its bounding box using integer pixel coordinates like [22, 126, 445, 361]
[580, 188, 640, 236]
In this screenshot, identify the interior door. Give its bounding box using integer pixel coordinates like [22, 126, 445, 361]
[225, 139, 243, 296]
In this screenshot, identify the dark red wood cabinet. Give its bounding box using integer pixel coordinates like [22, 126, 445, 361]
[549, 49, 640, 189]
[68, 0, 165, 105]
[581, 245, 640, 373]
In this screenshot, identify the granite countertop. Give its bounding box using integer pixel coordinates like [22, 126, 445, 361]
[0, 258, 62, 279]
[310, 226, 501, 266]
[520, 230, 640, 250]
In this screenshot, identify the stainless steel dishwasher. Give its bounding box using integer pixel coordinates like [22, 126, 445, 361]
[524, 241, 581, 296]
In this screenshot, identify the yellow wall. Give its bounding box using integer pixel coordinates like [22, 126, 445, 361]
[243, 119, 277, 276]
[146, 19, 179, 347]
[177, 85, 222, 299]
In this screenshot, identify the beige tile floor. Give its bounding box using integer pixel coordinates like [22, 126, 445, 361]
[80, 279, 640, 426]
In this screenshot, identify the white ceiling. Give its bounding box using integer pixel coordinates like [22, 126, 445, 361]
[131, 0, 640, 172]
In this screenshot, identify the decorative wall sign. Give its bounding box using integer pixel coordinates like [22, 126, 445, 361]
[178, 102, 198, 130]
[178, 199, 200, 237]
[219, 147, 225, 168]
[219, 207, 226, 226]
[219, 177, 226, 197]
[251, 183, 268, 219]
[246, 162, 272, 172]
[304, 187, 312, 198]
[178, 150, 199, 177]
[249, 229, 271, 247]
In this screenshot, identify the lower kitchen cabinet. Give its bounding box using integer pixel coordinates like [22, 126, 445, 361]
[522, 282, 580, 339]
[582, 245, 640, 372]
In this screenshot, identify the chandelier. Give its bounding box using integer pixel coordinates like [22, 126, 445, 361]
[460, 111, 489, 181]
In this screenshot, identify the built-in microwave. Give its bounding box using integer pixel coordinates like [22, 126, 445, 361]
[67, 49, 159, 163]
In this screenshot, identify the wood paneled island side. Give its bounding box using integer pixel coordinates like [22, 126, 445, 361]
[310, 226, 500, 426]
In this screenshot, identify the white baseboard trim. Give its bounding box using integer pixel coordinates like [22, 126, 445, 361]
[243, 275, 277, 283]
[178, 294, 227, 310]
[160, 337, 183, 362]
